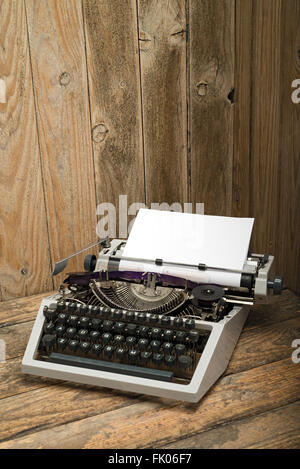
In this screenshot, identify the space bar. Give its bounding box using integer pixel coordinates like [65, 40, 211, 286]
[49, 352, 174, 382]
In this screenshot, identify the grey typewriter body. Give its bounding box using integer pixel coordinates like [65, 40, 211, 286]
[22, 238, 281, 403]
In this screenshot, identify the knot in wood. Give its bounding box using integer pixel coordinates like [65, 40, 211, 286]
[59, 72, 71, 86]
[196, 82, 208, 96]
[92, 124, 109, 143]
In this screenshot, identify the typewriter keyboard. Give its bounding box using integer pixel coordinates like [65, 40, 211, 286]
[38, 301, 210, 384]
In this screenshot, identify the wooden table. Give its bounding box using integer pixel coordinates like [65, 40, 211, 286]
[0, 290, 299, 449]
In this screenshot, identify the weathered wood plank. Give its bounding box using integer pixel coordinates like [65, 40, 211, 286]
[0, 358, 298, 448]
[0, 291, 54, 327]
[0, 0, 52, 300]
[276, 0, 300, 295]
[189, 0, 235, 215]
[250, 0, 281, 257]
[231, 0, 253, 217]
[137, 0, 188, 206]
[83, 0, 144, 236]
[163, 401, 300, 449]
[25, 0, 97, 287]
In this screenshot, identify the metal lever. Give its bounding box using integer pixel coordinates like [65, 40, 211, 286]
[52, 237, 110, 276]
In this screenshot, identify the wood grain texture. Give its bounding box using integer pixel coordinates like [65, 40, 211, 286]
[137, 0, 188, 206]
[163, 401, 300, 449]
[0, 290, 54, 326]
[0, 358, 298, 448]
[276, 0, 300, 294]
[0, 0, 52, 300]
[83, 0, 144, 234]
[250, 0, 281, 256]
[189, 0, 235, 215]
[232, 0, 253, 217]
[25, 0, 97, 287]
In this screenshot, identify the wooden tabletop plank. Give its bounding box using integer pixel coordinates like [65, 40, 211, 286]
[0, 358, 298, 448]
[0, 291, 55, 327]
[163, 401, 300, 449]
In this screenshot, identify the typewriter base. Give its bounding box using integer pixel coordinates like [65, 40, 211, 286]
[22, 293, 248, 403]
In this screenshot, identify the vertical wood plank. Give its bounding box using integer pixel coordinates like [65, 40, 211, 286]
[250, 0, 281, 256]
[189, 0, 235, 216]
[232, 0, 253, 217]
[137, 0, 188, 206]
[25, 0, 97, 287]
[277, 0, 300, 293]
[83, 0, 144, 233]
[0, 0, 52, 299]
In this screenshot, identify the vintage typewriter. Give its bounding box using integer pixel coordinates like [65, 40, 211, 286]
[22, 210, 282, 402]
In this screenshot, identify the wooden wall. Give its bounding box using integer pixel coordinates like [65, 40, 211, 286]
[0, 0, 299, 300]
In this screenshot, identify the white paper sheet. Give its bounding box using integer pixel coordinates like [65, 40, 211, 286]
[119, 209, 254, 287]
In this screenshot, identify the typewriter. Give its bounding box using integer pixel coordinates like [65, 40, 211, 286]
[22, 210, 282, 402]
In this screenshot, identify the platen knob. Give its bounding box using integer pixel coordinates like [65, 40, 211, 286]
[84, 254, 97, 272]
[267, 276, 283, 295]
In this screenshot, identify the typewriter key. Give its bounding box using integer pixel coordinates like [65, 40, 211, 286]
[149, 314, 159, 324]
[103, 320, 113, 332]
[90, 331, 100, 342]
[161, 316, 171, 326]
[79, 304, 88, 315]
[138, 326, 149, 338]
[128, 350, 139, 363]
[44, 322, 55, 334]
[164, 354, 176, 367]
[163, 330, 174, 342]
[92, 343, 102, 355]
[78, 329, 89, 340]
[188, 331, 200, 343]
[151, 328, 161, 340]
[173, 317, 183, 327]
[137, 312, 146, 322]
[42, 334, 55, 351]
[55, 325, 66, 338]
[138, 338, 149, 350]
[125, 311, 135, 321]
[69, 315, 78, 327]
[175, 331, 186, 343]
[57, 313, 67, 325]
[91, 305, 101, 317]
[44, 305, 57, 322]
[67, 302, 76, 313]
[150, 340, 161, 352]
[126, 336, 136, 347]
[162, 342, 173, 354]
[114, 322, 126, 334]
[127, 323, 137, 335]
[90, 318, 102, 331]
[113, 310, 123, 320]
[175, 344, 186, 355]
[116, 347, 127, 360]
[66, 327, 77, 339]
[114, 335, 125, 345]
[57, 301, 65, 313]
[80, 341, 91, 353]
[104, 345, 114, 358]
[68, 339, 79, 352]
[78, 317, 90, 329]
[140, 351, 152, 364]
[153, 353, 163, 366]
[57, 337, 68, 351]
[102, 332, 112, 344]
[185, 319, 195, 330]
[178, 355, 192, 369]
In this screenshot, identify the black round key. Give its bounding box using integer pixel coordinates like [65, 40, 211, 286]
[91, 305, 101, 317]
[161, 316, 171, 326]
[114, 322, 126, 334]
[43, 305, 57, 322]
[173, 317, 183, 327]
[150, 340, 161, 352]
[90, 330, 100, 342]
[92, 343, 102, 355]
[68, 339, 79, 352]
[127, 323, 137, 336]
[101, 307, 111, 319]
[153, 353, 163, 366]
[114, 335, 125, 345]
[79, 304, 88, 315]
[69, 315, 78, 327]
[188, 331, 200, 343]
[140, 351, 152, 364]
[178, 354, 192, 369]
[57, 313, 68, 325]
[78, 316, 90, 329]
[176, 331, 186, 343]
[55, 325, 66, 337]
[104, 345, 114, 358]
[44, 322, 55, 334]
[57, 337, 68, 351]
[128, 349, 139, 363]
[67, 302, 77, 313]
[185, 319, 195, 330]
[57, 301, 65, 313]
[78, 329, 89, 340]
[151, 327, 161, 340]
[42, 334, 55, 350]
[113, 310, 123, 320]
[116, 347, 127, 361]
[162, 342, 173, 354]
[137, 312, 146, 322]
[163, 330, 174, 342]
[102, 332, 112, 344]
[175, 344, 186, 355]
[138, 338, 149, 350]
[80, 341, 91, 353]
[66, 327, 77, 339]
[164, 354, 176, 367]
[126, 336, 136, 347]
[149, 314, 159, 324]
[103, 320, 113, 332]
[125, 311, 135, 321]
[138, 326, 149, 338]
[90, 318, 102, 331]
